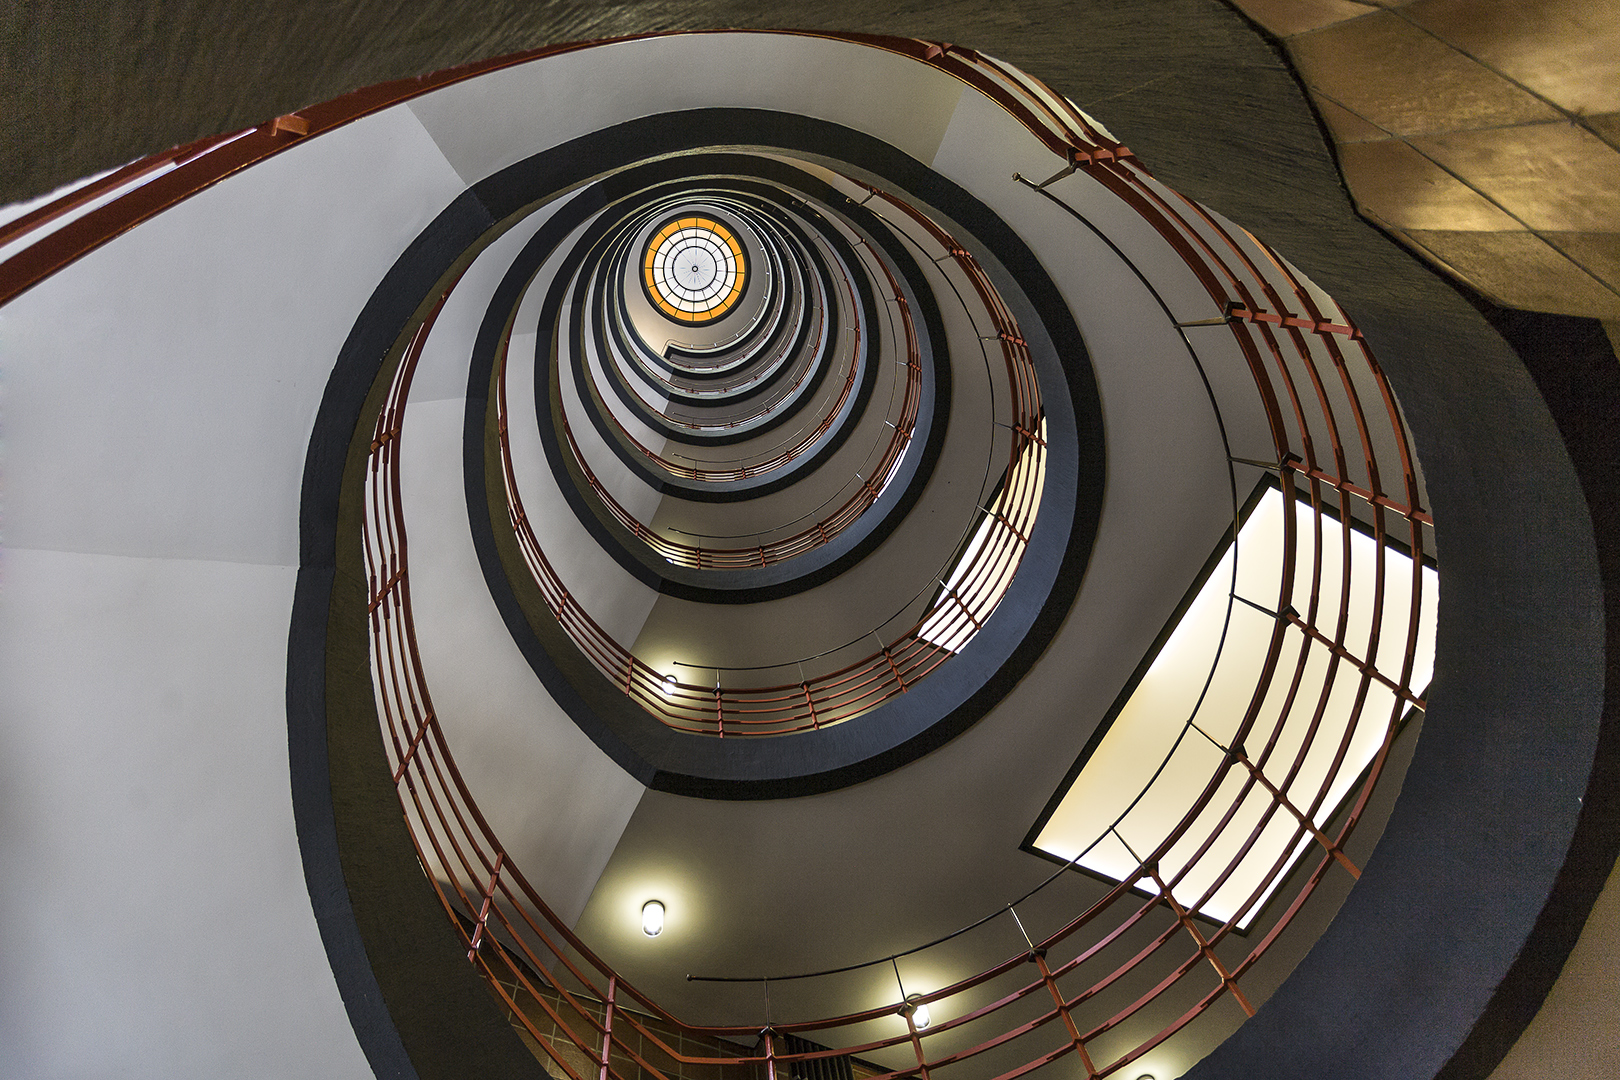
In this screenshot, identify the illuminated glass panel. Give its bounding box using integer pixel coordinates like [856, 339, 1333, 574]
[642, 216, 748, 324]
[918, 419, 1047, 654]
[1031, 485, 1438, 928]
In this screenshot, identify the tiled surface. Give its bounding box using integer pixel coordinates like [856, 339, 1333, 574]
[1312, 92, 1392, 143]
[1229, 0, 1620, 318]
[1543, 232, 1620, 293]
[1338, 139, 1519, 230]
[1591, 113, 1620, 152]
[1402, 0, 1620, 116]
[1229, 0, 1379, 38]
[1403, 229, 1620, 318]
[1288, 13, 1561, 137]
[1412, 121, 1620, 233]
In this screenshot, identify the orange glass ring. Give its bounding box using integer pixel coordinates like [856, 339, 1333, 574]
[642, 216, 748, 324]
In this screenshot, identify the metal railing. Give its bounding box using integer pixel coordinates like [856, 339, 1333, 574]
[1, 26, 1434, 1080]
[498, 187, 1040, 735]
[362, 33, 1431, 1080]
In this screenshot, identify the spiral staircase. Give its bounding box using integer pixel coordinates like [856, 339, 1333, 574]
[2, 11, 1616, 1080]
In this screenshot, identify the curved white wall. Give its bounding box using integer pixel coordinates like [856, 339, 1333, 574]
[0, 102, 475, 1078]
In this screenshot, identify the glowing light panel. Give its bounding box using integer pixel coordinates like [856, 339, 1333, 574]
[643, 216, 747, 324]
[1033, 487, 1438, 929]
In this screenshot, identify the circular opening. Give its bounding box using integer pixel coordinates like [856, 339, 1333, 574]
[643, 215, 747, 324]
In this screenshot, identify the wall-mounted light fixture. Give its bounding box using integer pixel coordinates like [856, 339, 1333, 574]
[905, 994, 931, 1030]
[662, 674, 678, 696]
[641, 899, 665, 937]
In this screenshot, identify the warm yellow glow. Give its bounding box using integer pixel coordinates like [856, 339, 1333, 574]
[1034, 487, 1438, 928]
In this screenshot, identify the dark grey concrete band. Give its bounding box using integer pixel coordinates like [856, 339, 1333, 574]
[289, 191, 551, 1080]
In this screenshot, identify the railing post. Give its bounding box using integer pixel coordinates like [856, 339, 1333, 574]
[1230, 746, 1361, 879]
[1284, 611, 1426, 708]
[1031, 949, 1098, 1078]
[901, 1005, 932, 1080]
[391, 709, 437, 783]
[1007, 904, 1098, 1077]
[599, 975, 617, 1080]
[882, 645, 907, 693]
[1146, 864, 1255, 1017]
[466, 852, 505, 961]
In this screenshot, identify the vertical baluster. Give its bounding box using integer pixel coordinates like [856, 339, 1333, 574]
[1230, 745, 1360, 878]
[466, 852, 505, 961]
[1145, 864, 1255, 1017]
[901, 1007, 932, 1080]
[598, 975, 617, 1080]
[892, 959, 932, 1080]
[1009, 906, 1098, 1078]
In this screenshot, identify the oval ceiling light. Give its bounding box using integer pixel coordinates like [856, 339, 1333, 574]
[641, 899, 666, 937]
[906, 994, 931, 1030]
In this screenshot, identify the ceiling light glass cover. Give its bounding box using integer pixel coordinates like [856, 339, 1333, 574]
[641, 899, 665, 937]
[642, 215, 747, 324]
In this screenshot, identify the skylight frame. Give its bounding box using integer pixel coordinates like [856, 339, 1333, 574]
[1022, 475, 1438, 932]
[641, 214, 749, 324]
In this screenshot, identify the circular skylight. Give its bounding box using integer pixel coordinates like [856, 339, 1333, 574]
[642, 215, 747, 323]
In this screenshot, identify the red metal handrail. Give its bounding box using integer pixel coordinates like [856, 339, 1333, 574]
[1, 27, 1434, 1080]
[360, 37, 1431, 1080]
[500, 188, 1041, 736]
